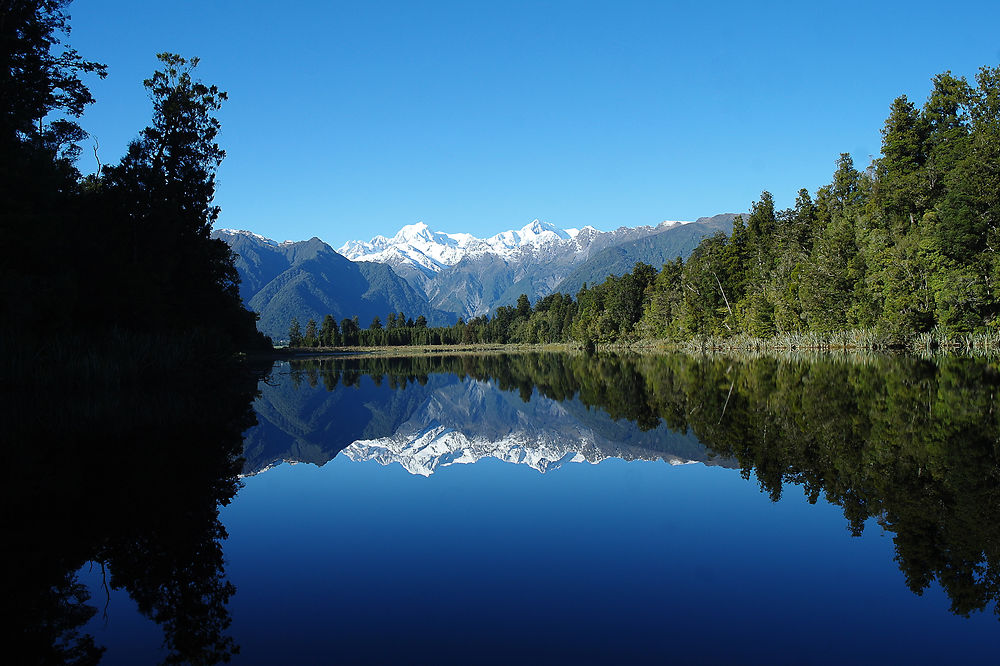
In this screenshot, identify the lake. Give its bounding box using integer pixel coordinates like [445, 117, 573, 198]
[17, 352, 1000, 663]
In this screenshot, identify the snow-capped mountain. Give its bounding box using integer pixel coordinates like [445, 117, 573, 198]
[218, 228, 284, 247]
[339, 377, 620, 475]
[338, 219, 600, 277]
[217, 214, 739, 326]
[337, 217, 709, 318]
[339, 376, 707, 476]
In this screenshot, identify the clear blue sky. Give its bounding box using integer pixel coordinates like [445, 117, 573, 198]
[69, 0, 1000, 246]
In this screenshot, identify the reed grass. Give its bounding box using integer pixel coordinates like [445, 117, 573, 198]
[648, 326, 1000, 361]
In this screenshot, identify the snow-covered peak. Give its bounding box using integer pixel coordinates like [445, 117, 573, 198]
[486, 220, 570, 247]
[215, 228, 279, 246]
[339, 219, 580, 272]
[343, 425, 603, 476]
[338, 238, 371, 254]
[521, 218, 557, 235]
[517, 218, 571, 243]
[340, 422, 702, 478]
[393, 221, 434, 242]
[334, 213, 707, 286]
[658, 219, 690, 229]
[339, 378, 703, 476]
[483, 219, 571, 254]
[564, 225, 598, 239]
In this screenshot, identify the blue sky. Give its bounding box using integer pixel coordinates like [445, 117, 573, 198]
[69, 0, 1000, 246]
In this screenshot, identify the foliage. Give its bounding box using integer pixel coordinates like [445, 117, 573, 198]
[0, 0, 107, 161]
[0, 3, 268, 353]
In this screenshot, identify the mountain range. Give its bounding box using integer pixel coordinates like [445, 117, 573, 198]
[339, 215, 736, 318]
[216, 214, 738, 340]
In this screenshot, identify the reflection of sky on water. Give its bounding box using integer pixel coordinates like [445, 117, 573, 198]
[216, 458, 996, 663]
[83, 451, 997, 664]
[80, 356, 1000, 663]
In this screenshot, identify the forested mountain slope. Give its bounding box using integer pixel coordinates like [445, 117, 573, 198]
[214, 230, 450, 340]
[555, 214, 738, 296]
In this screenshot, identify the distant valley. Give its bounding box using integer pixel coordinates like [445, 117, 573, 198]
[215, 213, 737, 340]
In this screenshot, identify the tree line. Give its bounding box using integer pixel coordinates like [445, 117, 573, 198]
[293, 65, 1000, 349]
[288, 292, 578, 347]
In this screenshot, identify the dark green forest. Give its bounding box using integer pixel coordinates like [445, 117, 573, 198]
[634, 61, 999, 345]
[1, 0, 269, 374]
[298, 65, 1000, 351]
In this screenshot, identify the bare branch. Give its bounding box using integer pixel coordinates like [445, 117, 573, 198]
[92, 136, 102, 177]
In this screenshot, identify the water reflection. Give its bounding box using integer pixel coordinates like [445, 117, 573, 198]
[6, 355, 261, 663]
[12, 350, 1000, 662]
[262, 352, 1000, 620]
[246, 355, 726, 476]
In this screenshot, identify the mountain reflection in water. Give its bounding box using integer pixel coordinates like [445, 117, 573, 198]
[10, 350, 1000, 662]
[245, 356, 727, 477]
[257, 352, 1000, 622]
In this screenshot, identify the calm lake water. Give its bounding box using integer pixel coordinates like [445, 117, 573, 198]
[43, 353, 1000, 662]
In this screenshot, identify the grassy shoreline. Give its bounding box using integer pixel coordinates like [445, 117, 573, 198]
[265, 342, 573, 359]
[268, 329, 1000, 360]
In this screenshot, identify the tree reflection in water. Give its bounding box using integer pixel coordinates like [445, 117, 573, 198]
[288, 351, 1000, 619]
[10, 349, 1000, 663]
[5, 349, 262, 663]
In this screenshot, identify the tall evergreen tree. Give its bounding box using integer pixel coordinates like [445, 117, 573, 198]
[0, 0, 106, 159]
[304, 318, 318, 346]
[320, 314, 338, 346]
[288, 317, 303, 347]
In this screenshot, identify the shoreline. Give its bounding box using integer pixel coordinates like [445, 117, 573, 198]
[252, 336, 1000, 361]
[249, 342, 573, 360]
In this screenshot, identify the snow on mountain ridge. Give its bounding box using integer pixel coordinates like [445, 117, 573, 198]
[658, 220, 690, 230]
[222, 218, 692, 266]
[342, 425, 601, 476]
[339, 378, 700, 477]
[338, 219, 599, 272]
[488, 219, 570, 250]
[564, 225, 598, 239]
[216, 228, 280, 246]
[342, 417, 700, 476]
